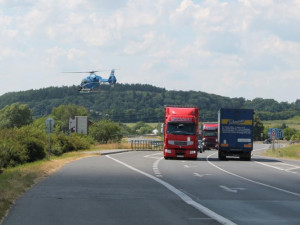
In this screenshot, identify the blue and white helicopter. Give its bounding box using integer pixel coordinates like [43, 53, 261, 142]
[65, 69, 117, 93]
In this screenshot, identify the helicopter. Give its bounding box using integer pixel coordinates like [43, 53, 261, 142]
[64, 69, 117, 93]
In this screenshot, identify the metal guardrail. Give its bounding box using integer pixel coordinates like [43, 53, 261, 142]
[131, 140, 163, 150]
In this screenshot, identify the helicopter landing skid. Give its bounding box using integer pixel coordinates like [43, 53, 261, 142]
[79, 88, 100, 93]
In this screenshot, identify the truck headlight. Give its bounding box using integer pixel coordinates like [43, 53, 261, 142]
[165, 149, 172, 154]
[190, 150, 196, 154]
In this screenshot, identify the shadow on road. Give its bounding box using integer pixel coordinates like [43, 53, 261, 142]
[202, 157, 282, 162]
[251, 157, 282, 163]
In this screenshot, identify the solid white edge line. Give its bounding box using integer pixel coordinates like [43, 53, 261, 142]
[254, 161, 286, 170]
[252, 145, 300, 174]
[206, 152, 300, 197]
[254, 161, 300, 172]
[106, 155, 237, 225]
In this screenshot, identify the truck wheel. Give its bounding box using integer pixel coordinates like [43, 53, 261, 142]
[240, 153, 251, 161]
[245, 152, 251, 161]
[218, 152, 226, 160]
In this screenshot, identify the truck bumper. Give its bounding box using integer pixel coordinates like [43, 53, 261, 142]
[164, 149, 198, 159]
[203, 142, 217, 150]
[218, 148, 252, 160]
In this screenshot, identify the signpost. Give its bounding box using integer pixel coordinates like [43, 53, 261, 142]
[45, 118, 54, 159]
[268, 128, 283, 151]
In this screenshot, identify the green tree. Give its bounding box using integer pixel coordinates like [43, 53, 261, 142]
[89, 120, 122, 143]
[52, 104, 89, 132]
[290, 131, 300, 141]
[283, 127, 297, 140]
[2, 84, 300, 123]
[280, 123, 287, 129]
[0, 103, 33, 129]
[132, 121, 153, 135]
[253, 114, 264, 141]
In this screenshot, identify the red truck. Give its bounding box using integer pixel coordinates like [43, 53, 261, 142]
[163, 106, 199, 159]
[201, 122, 218, 150]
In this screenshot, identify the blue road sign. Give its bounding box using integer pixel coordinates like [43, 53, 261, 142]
[268, 128, 283, 139]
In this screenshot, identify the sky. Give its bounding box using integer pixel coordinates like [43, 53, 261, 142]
[1, 0, 300, 103]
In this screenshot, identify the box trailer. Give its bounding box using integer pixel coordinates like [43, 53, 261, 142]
[218, 108, 254, 161]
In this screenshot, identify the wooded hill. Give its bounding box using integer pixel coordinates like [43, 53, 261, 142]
[1, 83, 300, 122]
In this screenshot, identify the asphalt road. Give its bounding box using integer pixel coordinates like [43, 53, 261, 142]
[2, 144, 300, 225]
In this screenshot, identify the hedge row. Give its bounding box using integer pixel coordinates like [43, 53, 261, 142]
[0, 125, 94, 169]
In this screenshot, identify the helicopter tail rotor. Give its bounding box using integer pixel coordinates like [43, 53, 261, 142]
[108, 70, 117, 85]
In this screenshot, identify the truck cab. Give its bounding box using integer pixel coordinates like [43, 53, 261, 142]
[163, 106, 199, 159]
[201, 122, 218, 150]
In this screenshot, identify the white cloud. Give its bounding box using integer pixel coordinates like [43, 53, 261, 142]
[43, 47, 86, 68]
[0, 47, 24, 61]
[124, 32, 155, 55]
[1, 0, 300, 102]
[0, 13, 11, 26]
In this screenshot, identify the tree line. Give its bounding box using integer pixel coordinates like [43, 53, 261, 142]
[1, 84, 300, 122]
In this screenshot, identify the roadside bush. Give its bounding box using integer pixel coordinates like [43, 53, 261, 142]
[0, 139, 28, 168]
[0, 123, 94, 168]
[51, 132, 73, 156]
[17, 126, 46, 162]
[89, 120, 123, 143]
[70, 133, 94, 150]
[0, 126, 47, 168]
[291, 131, 300, 141]
[50, 132, 94, 156]
[283, 127, 297, 140]
[133, 121, 153, 135]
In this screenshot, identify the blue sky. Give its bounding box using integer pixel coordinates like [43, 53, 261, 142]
[1, 0, 300, 103]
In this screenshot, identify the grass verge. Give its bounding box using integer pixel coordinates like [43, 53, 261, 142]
[263, 144, 300, 160]
[90, 142, 131, 150]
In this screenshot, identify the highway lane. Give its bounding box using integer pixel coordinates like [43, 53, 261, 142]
[107, 147, 300, 225]
[2, 144, 300, 225]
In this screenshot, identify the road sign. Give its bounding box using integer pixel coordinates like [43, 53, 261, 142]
[277, 129, 283, 139]
[268, 128, 283, 139]
[45, 118, 55, 133]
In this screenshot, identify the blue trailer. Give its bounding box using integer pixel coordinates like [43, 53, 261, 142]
[218, 108, 254, 160]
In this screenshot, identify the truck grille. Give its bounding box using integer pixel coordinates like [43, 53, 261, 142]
[168, 140, 194, 146]
[174, 141, 187, 146]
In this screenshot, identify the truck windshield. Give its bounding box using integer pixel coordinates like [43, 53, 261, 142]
[167, 123, 196, 135]
[203, 131, 217, 137]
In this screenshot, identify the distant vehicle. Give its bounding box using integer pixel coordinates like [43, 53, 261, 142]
[201, 122, 218, 150]
[218, 108, 254, 161]
[198, 140, 204, 153]
[63, 69, 117, 93]
[263, 138, 272, 144]
[163, 106, 199, 159]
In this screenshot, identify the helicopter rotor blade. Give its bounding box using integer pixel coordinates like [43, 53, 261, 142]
[62, 71, 99, 74]
[62, 69, 119, 74]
